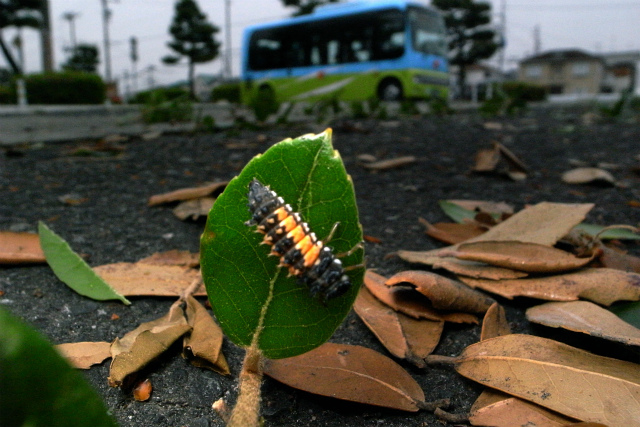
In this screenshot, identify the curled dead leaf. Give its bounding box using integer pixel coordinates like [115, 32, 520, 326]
[264, 342, 425, 411]
[562, 168, 615, 185]
[453, 241, 595, 273]
[526, 301, 640, 346]
[459, 268, 640, 306]
[172, 197, 215, 221]
[55, 341, 112, 369]
[360, 155, 416, 170]
[420, 218, 486, 245]
[385, 270, 495, 313]
[108, 302, 191, 387]
[480, 303, 511, 341]
[354, 287, 443, 367]
[183, 295, 230, 375]
[148, 181, 227, 206]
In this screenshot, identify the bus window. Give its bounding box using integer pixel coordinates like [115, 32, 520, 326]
[249, 31, 285, 70]
[409, 8, 447, 56]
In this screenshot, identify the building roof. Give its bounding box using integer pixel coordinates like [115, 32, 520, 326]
[521, 49, 602, 64]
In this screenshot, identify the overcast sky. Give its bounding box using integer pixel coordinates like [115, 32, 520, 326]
[4, 0, 639, 91]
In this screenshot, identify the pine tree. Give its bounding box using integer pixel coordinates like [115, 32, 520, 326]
[281, 0, 341, 16]
[62, 44, 99, 73]
[162, 0, 220, 99]
[432, 0, 499, 98]
[0, 0, 42, 75]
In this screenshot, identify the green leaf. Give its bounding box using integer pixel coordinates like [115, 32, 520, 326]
[438, 200, 478, 223]
[200, 129, 364, 359]
[609, 301, 640, 329]
[572, 223, 640, 240]
[0, 306, 118, 427]
[38, 222, 130, 305]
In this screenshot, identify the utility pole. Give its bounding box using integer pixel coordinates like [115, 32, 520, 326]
[533, 25, 541, 55]
[130, 36, 138, 93]
[62, 12, 79, 53]
[100, 0, 113, 82]
[40, 0, 54, 72]
[224, 0, 232, 79]
[497, 0, 506, 73]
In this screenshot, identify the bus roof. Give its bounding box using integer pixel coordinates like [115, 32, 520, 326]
[244, 0, 434, 33]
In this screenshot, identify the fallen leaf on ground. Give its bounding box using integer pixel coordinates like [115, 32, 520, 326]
[420, 219, 486, 245]
[94, 262, 204, 297]
[446, 200, 514, 217]
[472, 142, 528, 179]
[183, 295, 230, 375]
[264, 342, 425, 411]
[148, 181, 227, 206]
[55, 341, 112, 369]
[469, 389, 578, 427]
[133, 378, 153, 401]
[562, 168, 615, 185]
[385, 270, 495, 313]
[138, 250, 200, 267]
[480, 303, 511, 341]
[596, 245, 640, 273]
[452, 241, 595, 273]
[458, 268, 640, 306]
[354, 287, 443, 367]
[364, 270, 477, 323]
[39, 222, 131, 305]
[172, 197, 215, 220]
[397, 251, 528, 280]
[359, 155, 416, 170]
[0, 231, 46, 264]
[455, 334, 640, 425]
[473, 147, 501, 172]
[108, 302, 191, 387]
[526, 301, 640, 346]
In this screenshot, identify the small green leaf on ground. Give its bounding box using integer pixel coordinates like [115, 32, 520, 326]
[200, 129, 364, 359]
[609, 301, 640, 329]
[573, 223, 640, 240]
[0, 306, 117, 427]
[38, 222, 131, 305]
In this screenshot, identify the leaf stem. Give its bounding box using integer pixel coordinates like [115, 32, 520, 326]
[227, 344, 264, 427]
[423, 354, 458, 366]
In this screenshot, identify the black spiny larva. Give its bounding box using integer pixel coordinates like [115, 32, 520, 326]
[245, 178, 353, 303]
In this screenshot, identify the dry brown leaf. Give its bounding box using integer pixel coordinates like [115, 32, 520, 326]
[469, 389, 578, 427]
[360, 155, 416, 170]
[354, 287, 443, 367]
[172, 197, 215, 220]
[148, 181, 227, 206]
[0, 231, 46, 264]
[364, 270, 477, 323]
[421, 219, 486, 245]
[447, 200, 514, 217]
[264, 342, 425, 411]
[55, 341, 112, 369]
[458, 268, 640, 306]
[453, 241, 594, 273]
[108, 302, 191, 387]
[138, 250, 200, 267]
[467, 202, 594, 246]
[385, 270, 495, 313]
[473, 147, 501, 172]
[455, 334, 640, 425]
[597, 245, 640, 273]
[497, 142, 528, 174]
[133, 378, 153, 401]
[94, 262, 204, 297]
[562, 168, 615, 185]
[526, 301, 640, 346]
[397, 251, 529, 280]
[481, 303, 511, 341]
[183, 295, 230, 375]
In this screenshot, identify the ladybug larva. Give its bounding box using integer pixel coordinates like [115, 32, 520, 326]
[245, 178, 356, 303]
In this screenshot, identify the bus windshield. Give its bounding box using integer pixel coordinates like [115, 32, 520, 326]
[408, 7, 448, 57]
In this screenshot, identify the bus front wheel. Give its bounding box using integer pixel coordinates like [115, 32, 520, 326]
[378, 79, 403, 101]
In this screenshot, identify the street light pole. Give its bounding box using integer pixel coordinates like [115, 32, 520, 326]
[62, 12, 79, 52]
[224, 0, 231, 79]
[100, 0, 113, 82]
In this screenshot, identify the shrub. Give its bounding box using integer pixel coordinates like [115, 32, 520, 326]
[24, 72, 105, 104]
[211, 82, 241, 103]
[0, 85, 15, 104]
[129, 87, 189, 104]
[140, 90, 193, 124]
[250, 87, 279, 122]
[501, 81, 546, 102]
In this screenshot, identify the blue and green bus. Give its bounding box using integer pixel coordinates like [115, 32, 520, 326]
[241, 0, 449, 103]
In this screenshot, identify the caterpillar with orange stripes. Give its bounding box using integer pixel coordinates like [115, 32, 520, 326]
[245, 178, 355, 303]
